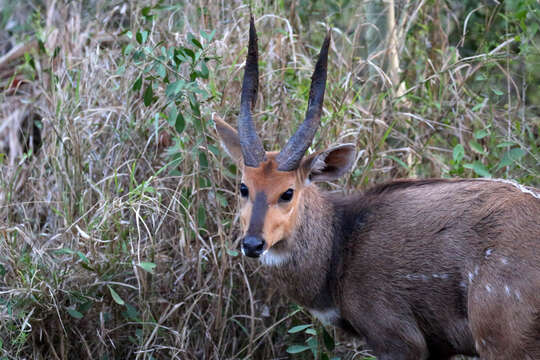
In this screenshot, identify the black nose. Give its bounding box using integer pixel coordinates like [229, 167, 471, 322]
[242, 236, 266, 258]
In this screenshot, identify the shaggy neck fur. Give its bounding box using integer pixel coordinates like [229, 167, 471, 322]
[263, 185, 341, 309]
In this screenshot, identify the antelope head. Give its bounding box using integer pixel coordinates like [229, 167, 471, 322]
[215, 16, 355, 259]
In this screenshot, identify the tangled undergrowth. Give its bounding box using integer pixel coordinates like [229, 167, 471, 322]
[0, 0, 538, 359]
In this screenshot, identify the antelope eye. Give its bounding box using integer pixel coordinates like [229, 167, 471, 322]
[279, 188, 294, 202]
[240, 183, 249, 198]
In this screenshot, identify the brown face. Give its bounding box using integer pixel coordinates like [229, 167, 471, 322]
[239, 153, 305, 257]
[214, 115, 356, 260]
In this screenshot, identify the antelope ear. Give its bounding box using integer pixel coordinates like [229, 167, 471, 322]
[214, 115, 243, 162]
[301, 144, 356, 182]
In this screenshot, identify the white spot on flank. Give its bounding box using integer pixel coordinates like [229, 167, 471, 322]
[500, 257, 508, 265]
[515, 289, 522, 301]
[485, 248, 493, 258]
[309, 308, 340, 326]
[474, 266, 479, 276]
[260, 249, 289, 267]
[432, 273, 449, 279]
[468, 272, 474, 283]
[485, 284, 492, 293]
[479, 178, 540, 199]
[504, 285, 511, 296]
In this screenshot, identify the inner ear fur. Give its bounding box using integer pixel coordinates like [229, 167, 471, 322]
[301, 144, 356, 182]
[214, 114, 243, 162]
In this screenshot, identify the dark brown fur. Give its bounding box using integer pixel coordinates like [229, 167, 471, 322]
[267, 178, 540, 360]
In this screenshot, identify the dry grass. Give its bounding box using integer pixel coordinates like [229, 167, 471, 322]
[0, 0, 538, 359]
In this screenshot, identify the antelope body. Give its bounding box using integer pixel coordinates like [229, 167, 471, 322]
[215, 16, 540, 359]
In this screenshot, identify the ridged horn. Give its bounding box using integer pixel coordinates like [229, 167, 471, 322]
[238, 15, 265, 167]
[276, 31, 331, 171]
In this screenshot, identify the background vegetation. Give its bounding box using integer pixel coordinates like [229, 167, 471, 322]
[0, 0, 538, 359]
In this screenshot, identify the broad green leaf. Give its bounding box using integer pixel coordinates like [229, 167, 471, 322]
[167, 105, 178, 126]
[226, 249, 239, 257]
[198, 150, 208, 169]
[464, 161, 491, 178]
[138, 262, 156, 274]
[156, 63, 166, 79]
[183, 48, 195, 62]
[200, 61, 209, 79]
[469, 141, 485, 155]
[143, 85, 153, 106]
[165, 80, 185, 98]
[474, 129, 489, 140]
[191, 38, 203, 49]
[197, 205, 206, 228]
[497, 148, 525, 169]
[132, 76, 142, 91]
[453, 144, 465, 163]
[67, 308, 83, 319]
[175, 112, 185, 133]
[286, 345, 311, 354]
[323, 327, 335, 351]
[471, 102, 484, 112]
[136, 30, 148, 44]
[201, 29, 216, 41]
[288, 324, 312, 333]
[108, 286, 125, 305]
[496, 141, 517, 148]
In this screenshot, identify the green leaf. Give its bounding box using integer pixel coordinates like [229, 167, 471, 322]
[175, 112, 185, 133]
[167, 105, 178, 126]
[156, 63, 166, 78]
[497, 148, 525, 169]
[136, 30, 148, 44]
[191, 38, 203, 49]
[453, 144, 465, 163]
[385, 155, 409, 170]
[165, 80, 185, 98]
[226, 249, 239, 257]
[286, 345, 311, 354]
[132, 76, 142, 91]
[75, 251, 89, 264]
[198, 150, 208, 169]
[471, 102, 484, 112]
[474, 128, 489, 140]
[143, 85, 153, 106]
[469, 140, 485, 155]
[108, 286, 125, 305]
[200, 61, 209, 79]
[183, 48, 195, 62]
[197, 205, 206, 228]
[305, 328, 317, 335]
[323, 327, 335, 351]
[138, 262, 157, 274]
[491, 88, 503, 96]
[201, 29, 216, 41]
[67, 308, 83, 319]
[496, 141, 517, 148]
[464, 161, 491, 178]
[307, 336, 318, 354]
[288, 324, 312, 333]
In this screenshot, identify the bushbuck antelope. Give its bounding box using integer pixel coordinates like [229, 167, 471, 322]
[214, 16, 540, 360]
